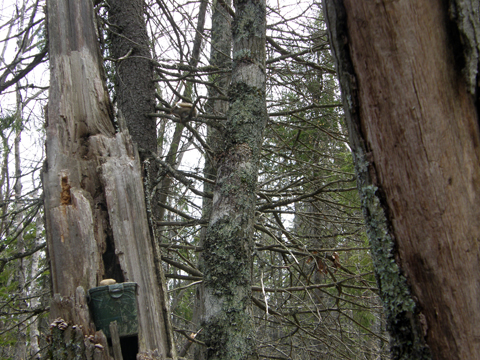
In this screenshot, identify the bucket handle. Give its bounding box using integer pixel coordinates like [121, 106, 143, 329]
[108, 283, 124, 299]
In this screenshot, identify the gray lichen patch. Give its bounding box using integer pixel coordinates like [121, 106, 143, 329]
[354, 150, 431, 359]
[448, 0, 480, 93]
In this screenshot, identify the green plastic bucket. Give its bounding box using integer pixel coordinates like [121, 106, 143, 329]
[88, 282, 138, 338]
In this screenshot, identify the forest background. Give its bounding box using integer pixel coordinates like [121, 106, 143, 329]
[1, 0, 417, 358]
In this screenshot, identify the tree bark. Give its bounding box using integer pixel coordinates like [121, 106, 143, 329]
[324, 1, 480, 359]
[14, 85, 27, 360]
[108, 0, 157, 153]
[202, 0, 266, 359]
[107, 0, 175, 356]
[44, 0, 169, 357]
[193, 1, 232, 358]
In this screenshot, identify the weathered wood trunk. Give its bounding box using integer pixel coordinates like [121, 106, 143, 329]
[107, 0, 175, 356]
[324, 1, 480, 359]
[202, 0, 266, 359]
[44, 0, 169, 357]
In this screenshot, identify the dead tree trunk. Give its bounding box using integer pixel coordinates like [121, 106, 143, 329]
[44, 0, 169, 357]
[324, 1, 480, 359]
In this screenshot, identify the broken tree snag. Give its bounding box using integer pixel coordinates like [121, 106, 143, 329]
[324, 1, 480, 359]
[44, 0, 116, 329]
[50, 316, 111, 360]
[93, 132, 170, 356]
[44, 0, 170, 357]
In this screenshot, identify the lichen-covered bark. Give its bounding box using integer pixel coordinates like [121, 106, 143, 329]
[324, 1, 480, 359]
[202, 1, 266, 359]
[323, 4, 430, 358]
[194, 1, 232, 359]
[448, 0, 480, 93]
